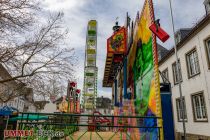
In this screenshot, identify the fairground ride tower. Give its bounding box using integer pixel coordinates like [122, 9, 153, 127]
[82, 20, 98, 111]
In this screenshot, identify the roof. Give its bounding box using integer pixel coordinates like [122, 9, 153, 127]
[34, 101, 49, 110]
[54, 97, 63, 103]
[0, 64, 17, 86]
[157, 44, 169, 61]
[103, 53, 123, 87]
[176, 28, 192, 42]
[0, 64, 33, 102]
[159, 14, 210, 65]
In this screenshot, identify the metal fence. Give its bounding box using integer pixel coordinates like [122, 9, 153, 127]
[11, 112, 162, 140]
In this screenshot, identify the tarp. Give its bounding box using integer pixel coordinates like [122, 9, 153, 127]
[0, 106, 18, 116]
[9, 114, 48, 121]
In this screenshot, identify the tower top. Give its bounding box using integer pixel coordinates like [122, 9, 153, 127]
[112, 18, 121, 33]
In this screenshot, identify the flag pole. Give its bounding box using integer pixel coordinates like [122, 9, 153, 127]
[168, 0, 187, 139]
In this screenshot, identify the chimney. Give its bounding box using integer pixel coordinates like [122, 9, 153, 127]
[204, 0, 210, 15]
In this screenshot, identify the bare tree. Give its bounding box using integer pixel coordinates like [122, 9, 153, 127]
[29, 75, 66, 101]
[0, 82, 29, 103]
[0, 1, 76, 102]
[1, 13, 75, 83]
[0, 0, 39, 37]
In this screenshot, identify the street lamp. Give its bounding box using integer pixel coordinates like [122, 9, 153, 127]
[168, 0, 187, 139]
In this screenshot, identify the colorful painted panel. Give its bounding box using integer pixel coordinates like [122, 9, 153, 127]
[110, 0, 162, 139]
[59, 98, 68, 112]
[107, 27, 127, 54]
[130, 0, 161, 139]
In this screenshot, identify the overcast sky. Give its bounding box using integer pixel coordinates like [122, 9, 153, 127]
[41, 0, 205, 98]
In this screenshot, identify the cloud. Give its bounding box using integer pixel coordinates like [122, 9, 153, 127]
[153, 0, 205, 48]
[42, 0, 86, 11]
[41, 0, 206, 98]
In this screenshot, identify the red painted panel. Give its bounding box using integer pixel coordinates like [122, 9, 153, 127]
[149, 23, 170, 42]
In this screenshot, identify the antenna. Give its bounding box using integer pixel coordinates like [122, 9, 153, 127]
[116, 17, 119, 21]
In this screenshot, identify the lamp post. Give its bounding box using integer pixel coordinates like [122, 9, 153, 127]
[168, 0, 186, 139]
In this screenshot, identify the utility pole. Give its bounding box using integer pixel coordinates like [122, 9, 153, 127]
[168, 0, 187, 139]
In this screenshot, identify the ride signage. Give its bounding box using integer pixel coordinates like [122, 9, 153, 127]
[107, 27, 127, 54]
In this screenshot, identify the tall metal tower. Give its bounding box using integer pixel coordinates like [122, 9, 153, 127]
[82, 20, 98, 111]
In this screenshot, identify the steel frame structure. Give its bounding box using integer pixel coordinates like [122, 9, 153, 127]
[82, 20, 98, 111]
[15, 112, 162, 140]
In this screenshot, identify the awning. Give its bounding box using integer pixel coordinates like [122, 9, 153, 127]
[0, 106, 18, 116]
[9, 114, 48, 121]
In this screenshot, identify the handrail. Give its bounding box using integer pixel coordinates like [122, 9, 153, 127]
[19, 112, 161, 119]
[17, 112, 162, 140]
[19, 122, 161, 129]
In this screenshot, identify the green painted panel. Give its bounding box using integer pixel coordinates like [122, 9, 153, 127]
[86, 72, 94, 76]
[87, 49, 96, 54]
[88, 30, 96, 36]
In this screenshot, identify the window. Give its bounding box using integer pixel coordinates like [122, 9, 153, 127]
[205, 39, 210, 68]
[192, 92, 208, 121]
[172, 61, 182, 84]
[176, 97, 187, 121]
[162, 68, 169, 83]
[186, 49, 200, 77]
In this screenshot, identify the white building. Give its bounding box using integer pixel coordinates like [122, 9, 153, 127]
[0, 64, 38, 112]
[0, 88, 38, 112]
[41, 102, 57, 113]
[159, 2, 210, 139]
[96, 96, 112, 115]
[0, 97, 25, 112]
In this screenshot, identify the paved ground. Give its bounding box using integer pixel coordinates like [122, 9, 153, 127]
[65, 131, 121, 140]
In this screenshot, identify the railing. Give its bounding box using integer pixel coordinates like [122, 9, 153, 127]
[12, 112, 162, 140]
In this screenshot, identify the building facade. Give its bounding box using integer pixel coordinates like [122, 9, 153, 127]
[41, 101, 57, 113]
[0, 88, 38, 112]
[96, 96, 112, 115]
[0, 64, 38, 112]
[159, 13, 210, 139]
[0, 97, 25, 112]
